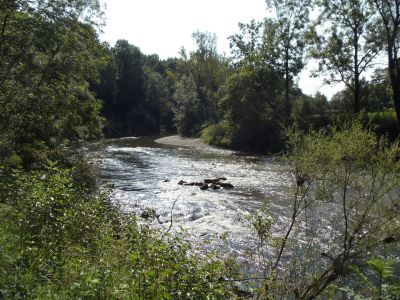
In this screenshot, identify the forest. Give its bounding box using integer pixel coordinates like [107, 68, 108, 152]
[0, 0, 399, 299]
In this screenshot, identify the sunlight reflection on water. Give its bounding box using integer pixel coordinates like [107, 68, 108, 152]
[88, 136, 293, 263]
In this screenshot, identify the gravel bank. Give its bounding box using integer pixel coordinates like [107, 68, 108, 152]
[154, 135, 209, 149]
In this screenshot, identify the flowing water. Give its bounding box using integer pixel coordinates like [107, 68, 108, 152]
[86, 136, 294, 262]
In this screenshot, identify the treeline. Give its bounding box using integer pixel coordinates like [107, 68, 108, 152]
[91, 31, 230, 138]
[2, 0, 399, 160]
[90, 0, 400, 152]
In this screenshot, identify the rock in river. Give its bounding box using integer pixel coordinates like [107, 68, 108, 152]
[179, 178, 234, 190]
[220, 182, 234, 189]
[200, 183, 209, 190]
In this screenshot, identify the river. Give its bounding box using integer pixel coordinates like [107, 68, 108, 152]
[86, 136, 293, 263]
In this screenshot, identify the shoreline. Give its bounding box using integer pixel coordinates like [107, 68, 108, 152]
[154, 135, 211, 149]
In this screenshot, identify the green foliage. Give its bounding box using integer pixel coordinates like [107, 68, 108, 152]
[93, 40, 171, 137]
[310, 0, 377, 113]
[254, 121, 400, 298]
[93, 32, 231, 139]
[291, 92, 331, 131]
[329, 69, 393, 116]
[184, 32, 230, 125]
[368, 110, 399, 140]
[341, 256, 400, 299]
[0, 0, 107, 166]
[172, 74, 201, 136]
[200, 121, 231, 147]
[370, 0, 400, 125]
[363, 69, 393, 111]
[229, 20, 265, 66]
[219, 66, 284, 152]
[0, 163, 238, 299]
[265, 0, 312, 118]
[226, 10, 317, 150]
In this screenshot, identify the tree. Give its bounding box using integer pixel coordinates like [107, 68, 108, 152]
[291, 92, 331, 130]
[157, 58, 181, 132]
[330, 88, 354, 114]
[265, 0, 312, 121]
[0, 0, 106, 164]
[311, 0, 379, 114]
[329, 69, 393, 114]
[142, 65, 168, 133]
[219, 65, 284, 151]
[363, 68, 392, 111]
[93, 41, 175, 136]
[113, 40, 145, 118]
[229, 18, 284, 70]
[190, 31, 218, 123]
[176, 31, 230, 127]
[229, 20, 265, 67]
[172, 75, 200, 136]
[91, 46, 118, 122]
[370, 0, 400, 126]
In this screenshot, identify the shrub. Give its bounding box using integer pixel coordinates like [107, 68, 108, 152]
[368, 109, 399, 141]
[254, 121, 400, 299]
[0, 163, 239, 299]
[200, 121, 231, 147]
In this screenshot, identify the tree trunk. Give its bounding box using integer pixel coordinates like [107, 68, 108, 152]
[354, 73, 361, 114]
[388, 46, 400, 127]
[0, 14, 9, 52]
[353, 31, 360, 114]
[285, 47, 290, 122]
[390, 74, 400, 126]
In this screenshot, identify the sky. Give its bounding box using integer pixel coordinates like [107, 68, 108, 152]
[100, 0, 344, 99]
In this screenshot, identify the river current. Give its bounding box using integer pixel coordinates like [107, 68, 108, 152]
[86, 136, 293, 262]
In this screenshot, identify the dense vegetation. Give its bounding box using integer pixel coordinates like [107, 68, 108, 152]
[0, 161, 241, 298]
[0, 1, 239, 298]
[255, 122, 400, 299]
[0, 0, 399, 299]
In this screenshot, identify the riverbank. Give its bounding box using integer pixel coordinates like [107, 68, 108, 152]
[155, 135, 210, 149]
[0, 152, 239, 299]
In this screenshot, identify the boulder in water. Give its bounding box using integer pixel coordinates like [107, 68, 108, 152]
[179, 178, 233, 190]
[200, 183, 209, 190]
[122, 186, 144, 191]
[210, 183, 221, 190]
[220, 182, 234, 189]
[189, 214, 201, 221]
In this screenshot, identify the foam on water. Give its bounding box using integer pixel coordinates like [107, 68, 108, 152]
[88, 136, 293, 261]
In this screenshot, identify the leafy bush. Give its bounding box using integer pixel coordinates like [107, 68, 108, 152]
[200, 121, 231, 147]
[253, 121, 400, 299]
[368, 109, 399, 141]
[341, 256, 400, 299]
[0, 163, 239, 299]
[291, 94, 331, 131]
